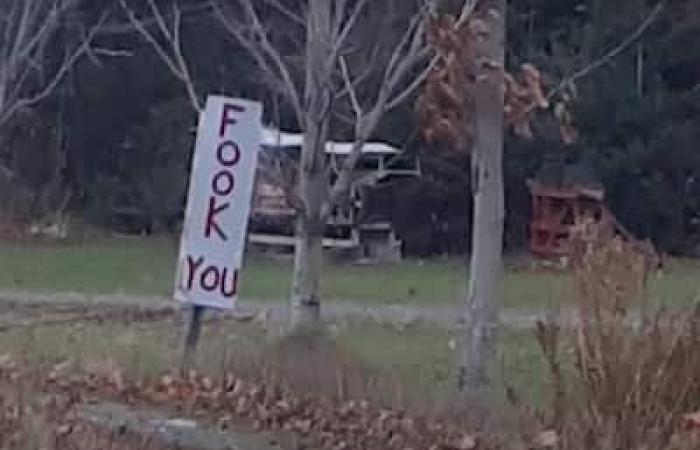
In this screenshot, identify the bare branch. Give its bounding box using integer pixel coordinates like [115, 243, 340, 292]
[325, 1, 441, 212]
[2, 3, 21, 59]
[322, 140, 365, 220]
[266, 0, 306, 27]
[171, 3, 201, 112]
[3, 0, 59, 75]
[0, 11, 107, 128]
[119, 0, 202, 111]
[333, 108, 358, 126]
[339, 56, 362, 119]
[329, 0, 369, 67]
[240, 0, 304, 122]
[90, 47, 133, 58]
[29, 15, 104, 100]
[548, 1, 665, 100]
[9, 0, 35, 59]
[209, 2, 280, 84]
[384, 4, 427, 82]
[332, 0, 348, 39]
[370, 4, 432, 114]
[100, 3, 212, 35]
[119, 0, 182, 78]
[324, 105, 385, 219]
[2, 61, 33, 112]
[333, 44, 377, 101]
[386, 54, 438, 111]
[81, 14, 135, 66]
[147, 0, 173, 42]
[15, 1, 82, 65]
[210, 0, 304, 125]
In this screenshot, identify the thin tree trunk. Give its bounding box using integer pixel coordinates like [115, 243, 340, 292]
[291, 151, 326, 330]
[636, 42, 644, 98]
[0, 70, 7, 117]
[291, 215, 324, 329]
[289, 0, 332, 332]
[459, 0, 506, 397]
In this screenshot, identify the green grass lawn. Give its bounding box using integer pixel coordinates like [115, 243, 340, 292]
[0, 237, 698, 309]
[0, 318, 550, 409]
[339, 323, 551, 407]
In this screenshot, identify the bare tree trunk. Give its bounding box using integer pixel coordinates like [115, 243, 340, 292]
[459, 0, 506, 397]
[209, 0, 441, 332]
[290, 0, 332, 331]
[0, 71, 6, 113]
[291, 213, 324, 329]
[291, 132, 327, 330]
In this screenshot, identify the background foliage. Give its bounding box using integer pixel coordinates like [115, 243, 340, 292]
[0, 0, 698, 255]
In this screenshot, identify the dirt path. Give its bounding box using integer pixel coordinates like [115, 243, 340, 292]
[0, 289, 578, 330]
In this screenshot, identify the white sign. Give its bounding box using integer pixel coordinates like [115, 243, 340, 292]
[174, 96, 262, 309]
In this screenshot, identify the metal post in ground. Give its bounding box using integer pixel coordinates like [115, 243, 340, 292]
[181, 304, 206, 374]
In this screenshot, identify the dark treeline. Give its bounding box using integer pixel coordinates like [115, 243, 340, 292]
[0, 0, 698, 256]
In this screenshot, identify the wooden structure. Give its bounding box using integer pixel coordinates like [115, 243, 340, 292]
[249, 127, 421, 261]
[528, 180, 608, 258]
[528, 162, 661, 270]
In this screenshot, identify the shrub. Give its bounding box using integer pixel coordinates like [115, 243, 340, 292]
[536, 219, 700, 449]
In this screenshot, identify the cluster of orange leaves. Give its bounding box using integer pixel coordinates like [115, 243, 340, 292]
[419, 14, 477, 151]
[418, 14, 578, 151]
[504, 64, 548, 139]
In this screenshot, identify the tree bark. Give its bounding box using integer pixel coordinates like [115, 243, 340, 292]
[459, 0, 506, 397]
[209, 0, 436, 333]
[0, 70, 6, 114]
[291, 134, 327, 330]
[291, 214, 324, 330]
[290, 0, 332, 332]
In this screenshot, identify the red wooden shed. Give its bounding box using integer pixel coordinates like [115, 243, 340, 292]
[528, 179, 608, 258]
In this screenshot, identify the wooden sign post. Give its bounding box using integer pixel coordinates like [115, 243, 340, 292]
[175, 96, 262, 370]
